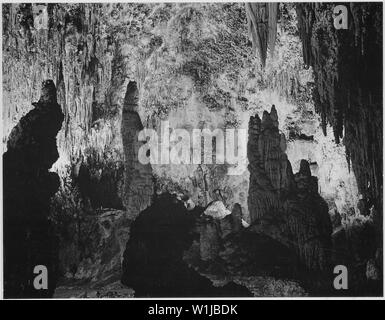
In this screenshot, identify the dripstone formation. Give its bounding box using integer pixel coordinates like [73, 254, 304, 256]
[297, 2, 382, 251]
[183, 109, 332, 292]
[296, 3, 382, 294]
[247, 106, 332, 276]
[3, 80, 64, 298]
[121, 81, 153, 219]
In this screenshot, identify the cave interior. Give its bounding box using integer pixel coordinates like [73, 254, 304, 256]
[2, 2, 383, 298]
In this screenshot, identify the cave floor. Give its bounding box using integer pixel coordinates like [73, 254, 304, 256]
[54, 280, 135, 298]
[53, 275, 307, 298]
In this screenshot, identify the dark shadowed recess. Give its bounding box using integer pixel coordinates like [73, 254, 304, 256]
[122, 193, 253, 297]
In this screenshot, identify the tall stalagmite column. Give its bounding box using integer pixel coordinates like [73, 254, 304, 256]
[247, 106, 332, 274]
[121, 81, 153, 219]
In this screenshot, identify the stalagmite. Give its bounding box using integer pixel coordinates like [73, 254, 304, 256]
[121, 81, 154, 219]
[3, 80, 64, 298]
[247, 106, 332, 273]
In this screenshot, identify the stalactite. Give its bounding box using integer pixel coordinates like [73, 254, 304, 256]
[267, 3, 278, 58]
[2, 3, 117, 161]
[245, 2, 278, 66]
[296, 3, 382, 246]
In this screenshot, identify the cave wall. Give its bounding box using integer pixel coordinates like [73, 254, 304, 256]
[3, 4, 119, 157]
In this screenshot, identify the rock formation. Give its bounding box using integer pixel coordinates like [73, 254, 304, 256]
[296, 2, 382, 247]
[122, 194, 252, 297]
[3, 80, 64, 298]
[296, 3, 382, 294]
[184, 199, 301, 290]
[247, 106, 332, 276]
[57, 209, 131, 286]
[121, 81, 153, 219]
[197, 202, 245, 263]
[245, 2, 278, 66]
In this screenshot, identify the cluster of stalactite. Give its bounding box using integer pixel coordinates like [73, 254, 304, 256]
[2, 4, 156, 292]
[245, 2, 382, 228]
[2, 3, 121, 159]
[3, 80, 64, 297]
[296, 3, 382, 244]
[247, 106, 332, 274]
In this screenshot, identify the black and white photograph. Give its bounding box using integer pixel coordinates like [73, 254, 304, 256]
[1, 1, 383, 301]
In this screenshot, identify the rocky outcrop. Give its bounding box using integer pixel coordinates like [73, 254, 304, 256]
[197, 202, 244, 263]
[184, 200, 301, 291]
[122, 194, 252, 297]
[121, 81, 153, 219]
[57, 209, 131, 285]
[3, 80, 64, 298]
[198, 216, 221, 262]
[247, 106, 332, 275]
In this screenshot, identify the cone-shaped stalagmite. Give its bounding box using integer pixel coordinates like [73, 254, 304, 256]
[247, 106, 332, 274]
[121, 81, 153, 219]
